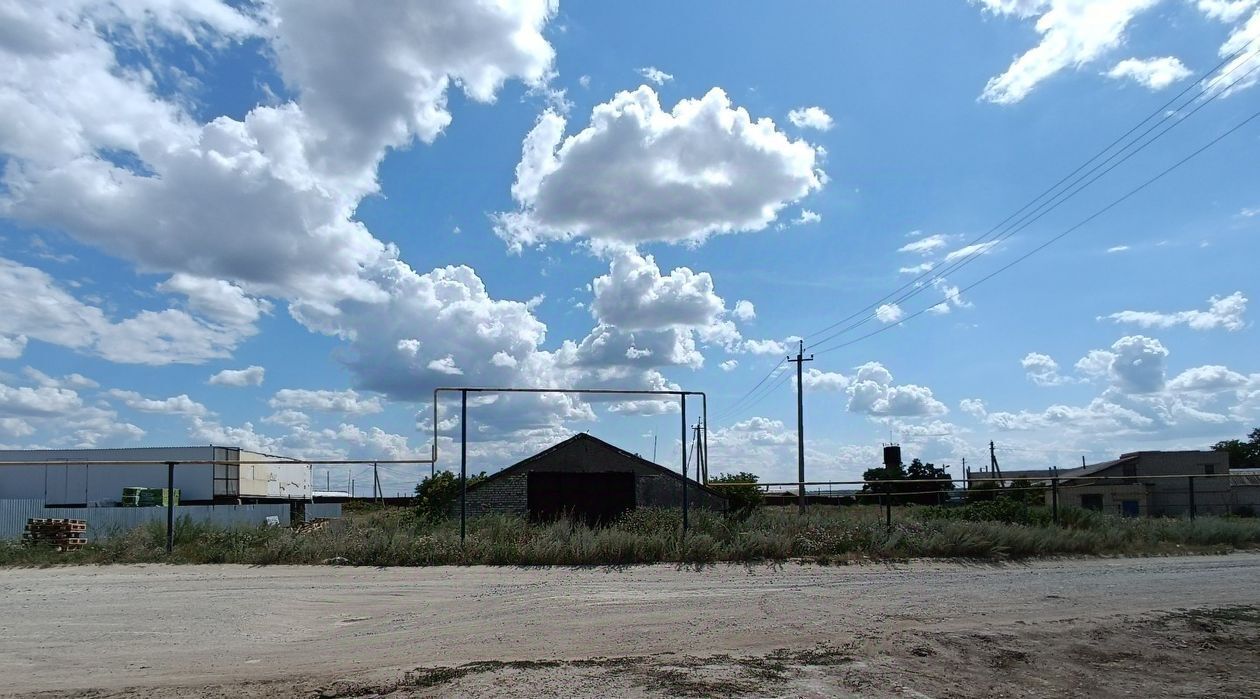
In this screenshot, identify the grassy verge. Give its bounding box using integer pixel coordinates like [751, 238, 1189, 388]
[3, 504, 1259, 567]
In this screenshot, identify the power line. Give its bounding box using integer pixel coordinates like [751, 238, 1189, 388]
[713, 357, 786, 420]
[808, 51, 1260, 352]
[827, 60, 1260, 353]
[803, 44, 1260, 352]
[812, 105, 1260, 356]
[717, 367, 793, 425]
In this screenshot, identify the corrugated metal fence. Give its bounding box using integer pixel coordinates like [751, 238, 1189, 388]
[0, 499, 341, 541]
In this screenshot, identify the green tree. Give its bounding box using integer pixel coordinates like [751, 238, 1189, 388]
[414, 470, 487, 521]
[1212, 428, 1260, 470]
[862, 458, 956, 505]
[905, 458, 956, 505]
[709, 472, 763, 516]
[860, 461, 909, 504]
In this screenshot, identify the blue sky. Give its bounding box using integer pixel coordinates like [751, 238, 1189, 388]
[1, 1, 1257, 495]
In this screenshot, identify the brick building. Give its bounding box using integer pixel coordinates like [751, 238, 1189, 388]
[451, 433, 726, 523]
[968, 450, 1235, 517]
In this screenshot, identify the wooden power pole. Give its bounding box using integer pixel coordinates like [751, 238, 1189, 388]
[788, 340, 814, 513]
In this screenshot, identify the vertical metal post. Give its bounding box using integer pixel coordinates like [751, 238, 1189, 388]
[1188, 476, 1196, 520]
[700, 394, 709, 485]
[1051, 475, 1060, 526]
[432, 394, 439, 478]
[883, 493, 891, 529]
[681, 393, 688, 535]
[165, 461, 175, 554]
[460, 389, 468, 544]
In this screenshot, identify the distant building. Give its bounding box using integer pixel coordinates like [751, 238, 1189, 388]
[968, 450, 1236, 517]
[453, 433, 726, 523]
[0, 446, 312, 506]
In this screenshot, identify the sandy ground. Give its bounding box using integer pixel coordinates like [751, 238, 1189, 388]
[2, 555, 1260, 698]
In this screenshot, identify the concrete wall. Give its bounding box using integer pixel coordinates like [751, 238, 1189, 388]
[454, 437, 726, 519]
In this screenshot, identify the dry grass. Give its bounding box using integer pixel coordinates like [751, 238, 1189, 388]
[3, 504, 1259, 567]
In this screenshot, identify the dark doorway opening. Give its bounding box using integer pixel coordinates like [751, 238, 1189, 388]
[527, 471, 636, 525]
[1080, 494, 1104, 512]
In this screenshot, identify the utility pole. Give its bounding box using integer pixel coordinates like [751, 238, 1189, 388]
[652, 432, 658, 464]
[989, 440, 1003, 484]
[788, 340, 814, 513]
[699, 423, 708, 484]
[372, 462, 380, 503]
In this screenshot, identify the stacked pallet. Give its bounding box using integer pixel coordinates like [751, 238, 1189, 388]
[24, 518, 87, 551]
[121, 487, 180, 507]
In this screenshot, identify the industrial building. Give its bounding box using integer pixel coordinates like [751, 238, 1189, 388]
[967, 450, 1246, 517]
[0, 446, 312, 506]
[454, 433, 726, 523]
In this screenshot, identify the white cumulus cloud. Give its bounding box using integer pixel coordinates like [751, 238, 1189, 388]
[787, 106, 834, 131]
[209, 366, 266, 387]
[1106, 56, 1192, 90]
[637, 67, 673, 85]
[497, 86, 825, 248]
[975, 0, 1162, 104]
[1101, 292, 1247, 331]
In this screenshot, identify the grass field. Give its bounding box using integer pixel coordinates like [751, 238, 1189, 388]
[4, 501, 1260, 566]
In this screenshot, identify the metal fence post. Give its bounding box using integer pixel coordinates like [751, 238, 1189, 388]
[165, 461, 176, 554]
[1051, 476, 1059, 526]
[1188, 475, 1196, 521]
[460, 389, 467, 544]
[883, 493, 891, 529]
[680, 393, 688, 536]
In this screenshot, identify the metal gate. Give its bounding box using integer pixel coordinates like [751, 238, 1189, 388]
[527, 471, 635, 525]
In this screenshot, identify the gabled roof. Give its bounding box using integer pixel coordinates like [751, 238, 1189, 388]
[464, 432, 726, 501]
[1058, 455, 1138, 484]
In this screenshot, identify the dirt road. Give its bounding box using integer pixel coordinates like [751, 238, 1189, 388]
[4, 555, 1260, 697]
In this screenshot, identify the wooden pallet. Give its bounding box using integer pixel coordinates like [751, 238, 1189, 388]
[24, 518, 89, 551]
[293, 518, 331, 535]
[25, 523, 87, 532]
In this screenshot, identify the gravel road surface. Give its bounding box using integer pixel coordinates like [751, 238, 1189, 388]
[3, 554, 1259, 697]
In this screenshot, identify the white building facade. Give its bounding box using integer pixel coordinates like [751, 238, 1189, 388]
[0, 446, 312, 506]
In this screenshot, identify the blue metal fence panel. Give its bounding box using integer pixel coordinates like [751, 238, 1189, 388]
[0, 499, 341, 541]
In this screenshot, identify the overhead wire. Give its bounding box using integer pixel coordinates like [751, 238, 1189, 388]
[803, 43, 1260, 353]
[812, 104, 1260, 356]
[712, 356, 787, 421]
[718, 368, 794, 425]
[708, 41, 1259, 428]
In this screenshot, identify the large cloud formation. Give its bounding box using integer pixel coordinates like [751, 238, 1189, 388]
[497, 86, 825, 249]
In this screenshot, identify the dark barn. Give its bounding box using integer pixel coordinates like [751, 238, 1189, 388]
[452, 433, 726, 524]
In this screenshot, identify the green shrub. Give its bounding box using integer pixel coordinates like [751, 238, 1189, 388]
[708, 471, 763, 516]
[414, 470, 487, 521]
[916, 498, 1052, 526]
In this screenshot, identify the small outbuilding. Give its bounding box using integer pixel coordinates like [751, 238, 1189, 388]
[453, 433, 726, 523]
